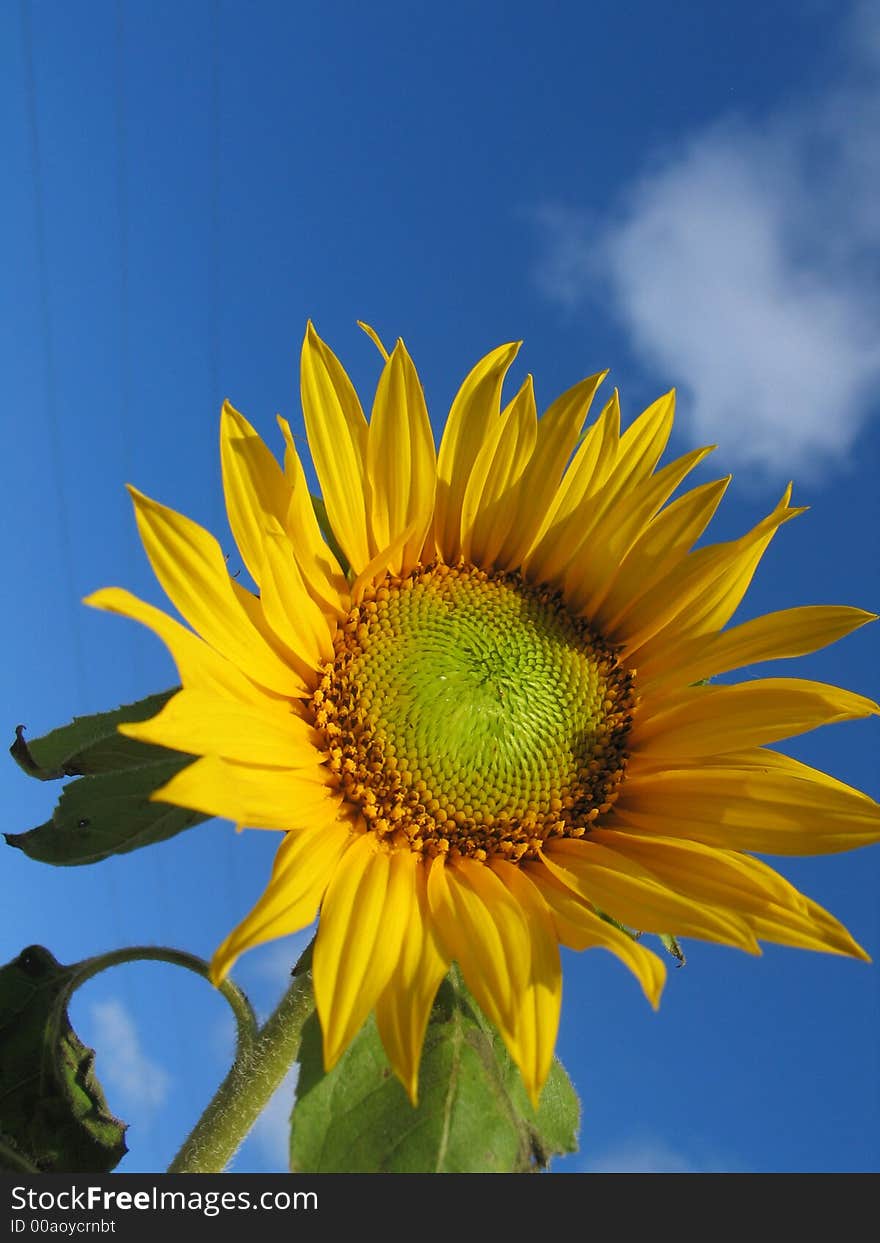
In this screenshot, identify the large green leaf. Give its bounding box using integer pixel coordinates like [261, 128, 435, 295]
[290, 969, 579, 1173]
[6, 690, 209, 865]
[0, 946, 127, 1173]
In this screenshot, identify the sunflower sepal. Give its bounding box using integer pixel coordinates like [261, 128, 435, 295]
[310, 492, 351, 579]
[290, 966, 579, 1173]
[596, 908, 687, 967]
[659, 933, 687, 966]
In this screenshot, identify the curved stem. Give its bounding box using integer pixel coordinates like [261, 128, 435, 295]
[67, 945, 258, 1061]
[167, 968, 314, 1173]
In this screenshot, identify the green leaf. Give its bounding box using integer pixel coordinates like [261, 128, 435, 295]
[7, 690, 210, 865]
[6, 758, 206, 866]
[10, 689, 180, 780]
[0, 946, 127, 1173]
[289, 969, 579, 1173]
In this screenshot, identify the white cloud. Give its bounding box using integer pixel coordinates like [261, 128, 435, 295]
[583, 1133, 740, 1174]
[534, 2, 880, 479]
[247, 1067, 299, 1170]
[89, 999, 170, 1110]
[210, 1010, 237, 1064]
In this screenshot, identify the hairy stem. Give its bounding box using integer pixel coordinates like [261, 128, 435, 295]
[167, 968, 314, 1173]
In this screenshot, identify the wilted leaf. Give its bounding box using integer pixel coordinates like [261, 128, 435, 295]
[0, 946, 127, 1172]
[10, 690, 179, 780]
[290, 969, 579, 1173]
[7, 691, 209, 865]
[6, 758, 205, 866]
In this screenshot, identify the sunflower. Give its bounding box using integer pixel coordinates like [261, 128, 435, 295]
[85, 323, 880, 1107]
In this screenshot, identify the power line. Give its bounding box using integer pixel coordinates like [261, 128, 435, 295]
[19, 0, 88, 703]
[209, 0, 239, 928]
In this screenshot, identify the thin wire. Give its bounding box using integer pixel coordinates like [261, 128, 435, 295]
[113, 0, 195, 1168]
[209, 0, 239, 926]
[113, 0, 147, 702]
[22, 0, 164, 1167]
[210, 0, 223, 532]
[19, 0, 88, 703]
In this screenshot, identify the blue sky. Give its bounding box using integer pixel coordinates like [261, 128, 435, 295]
[2, 0, 878, 1173]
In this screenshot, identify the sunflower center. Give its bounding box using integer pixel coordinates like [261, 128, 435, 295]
[312, 562, 635, 861]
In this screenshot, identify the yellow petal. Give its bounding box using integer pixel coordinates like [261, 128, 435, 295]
[431, 342, 520, 562]
[300, 322, 371, 573]
[220, 400, 292, 588]
[595, 476, 731, 636]
[211, 817, 353, 983]
[83, 587, 267, 707]
[259, 526, 335, 669]
[642, 605, 878, 697]
[535, 388, 675, 588]
[728, 854, 869, 959]
[460, 374, 533, 565]
[357, 320, 390, 361]
[427, 855, 528, 1037]
[366, 339, 436, 574]
[375, 856, 450, 1104]
[127, 486, 307, 697]
[541, 839, 758, 952]
[613, 752, 880, 854]
[519, 393, 621, 584]
[229, 576, 315, 689]
[632, 678, 878, 758]
[276, 416, 348, 616]
[118, 687, 322, 768]
[587, 828, 808, 917]
[611, 389, 676, 499]
[563, 446, 714, 614]
[525, 862, 666, 1007]
[151, 753, 339, 830]
[618, 487, 803, 661]
[313, 836, 412, 1068]
[523, 390, 621, 566]
[491, 860, 562, 1107]
[689, 745, 877, 800]
[466, 376, 538, 567]
[350, 519, 421, 604]
[747, 902, 870, 959]
[495, 372, 607, 571]
[531, 388, 674, 590]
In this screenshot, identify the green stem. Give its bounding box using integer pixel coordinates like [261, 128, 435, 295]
[167, 969, 314, 1173]
[66, 946, 258, 1061]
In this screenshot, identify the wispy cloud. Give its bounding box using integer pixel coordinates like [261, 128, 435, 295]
[534, 2, 880, 479]
[583, 1132, 742, 1174]
[89, 999, 170, 1111]
[247, 1067, 299, 1171]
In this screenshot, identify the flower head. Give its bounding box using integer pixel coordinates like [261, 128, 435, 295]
[86, 323, 880, 1105]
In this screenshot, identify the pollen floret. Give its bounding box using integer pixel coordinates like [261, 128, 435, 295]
[313, 561, 636, 861]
